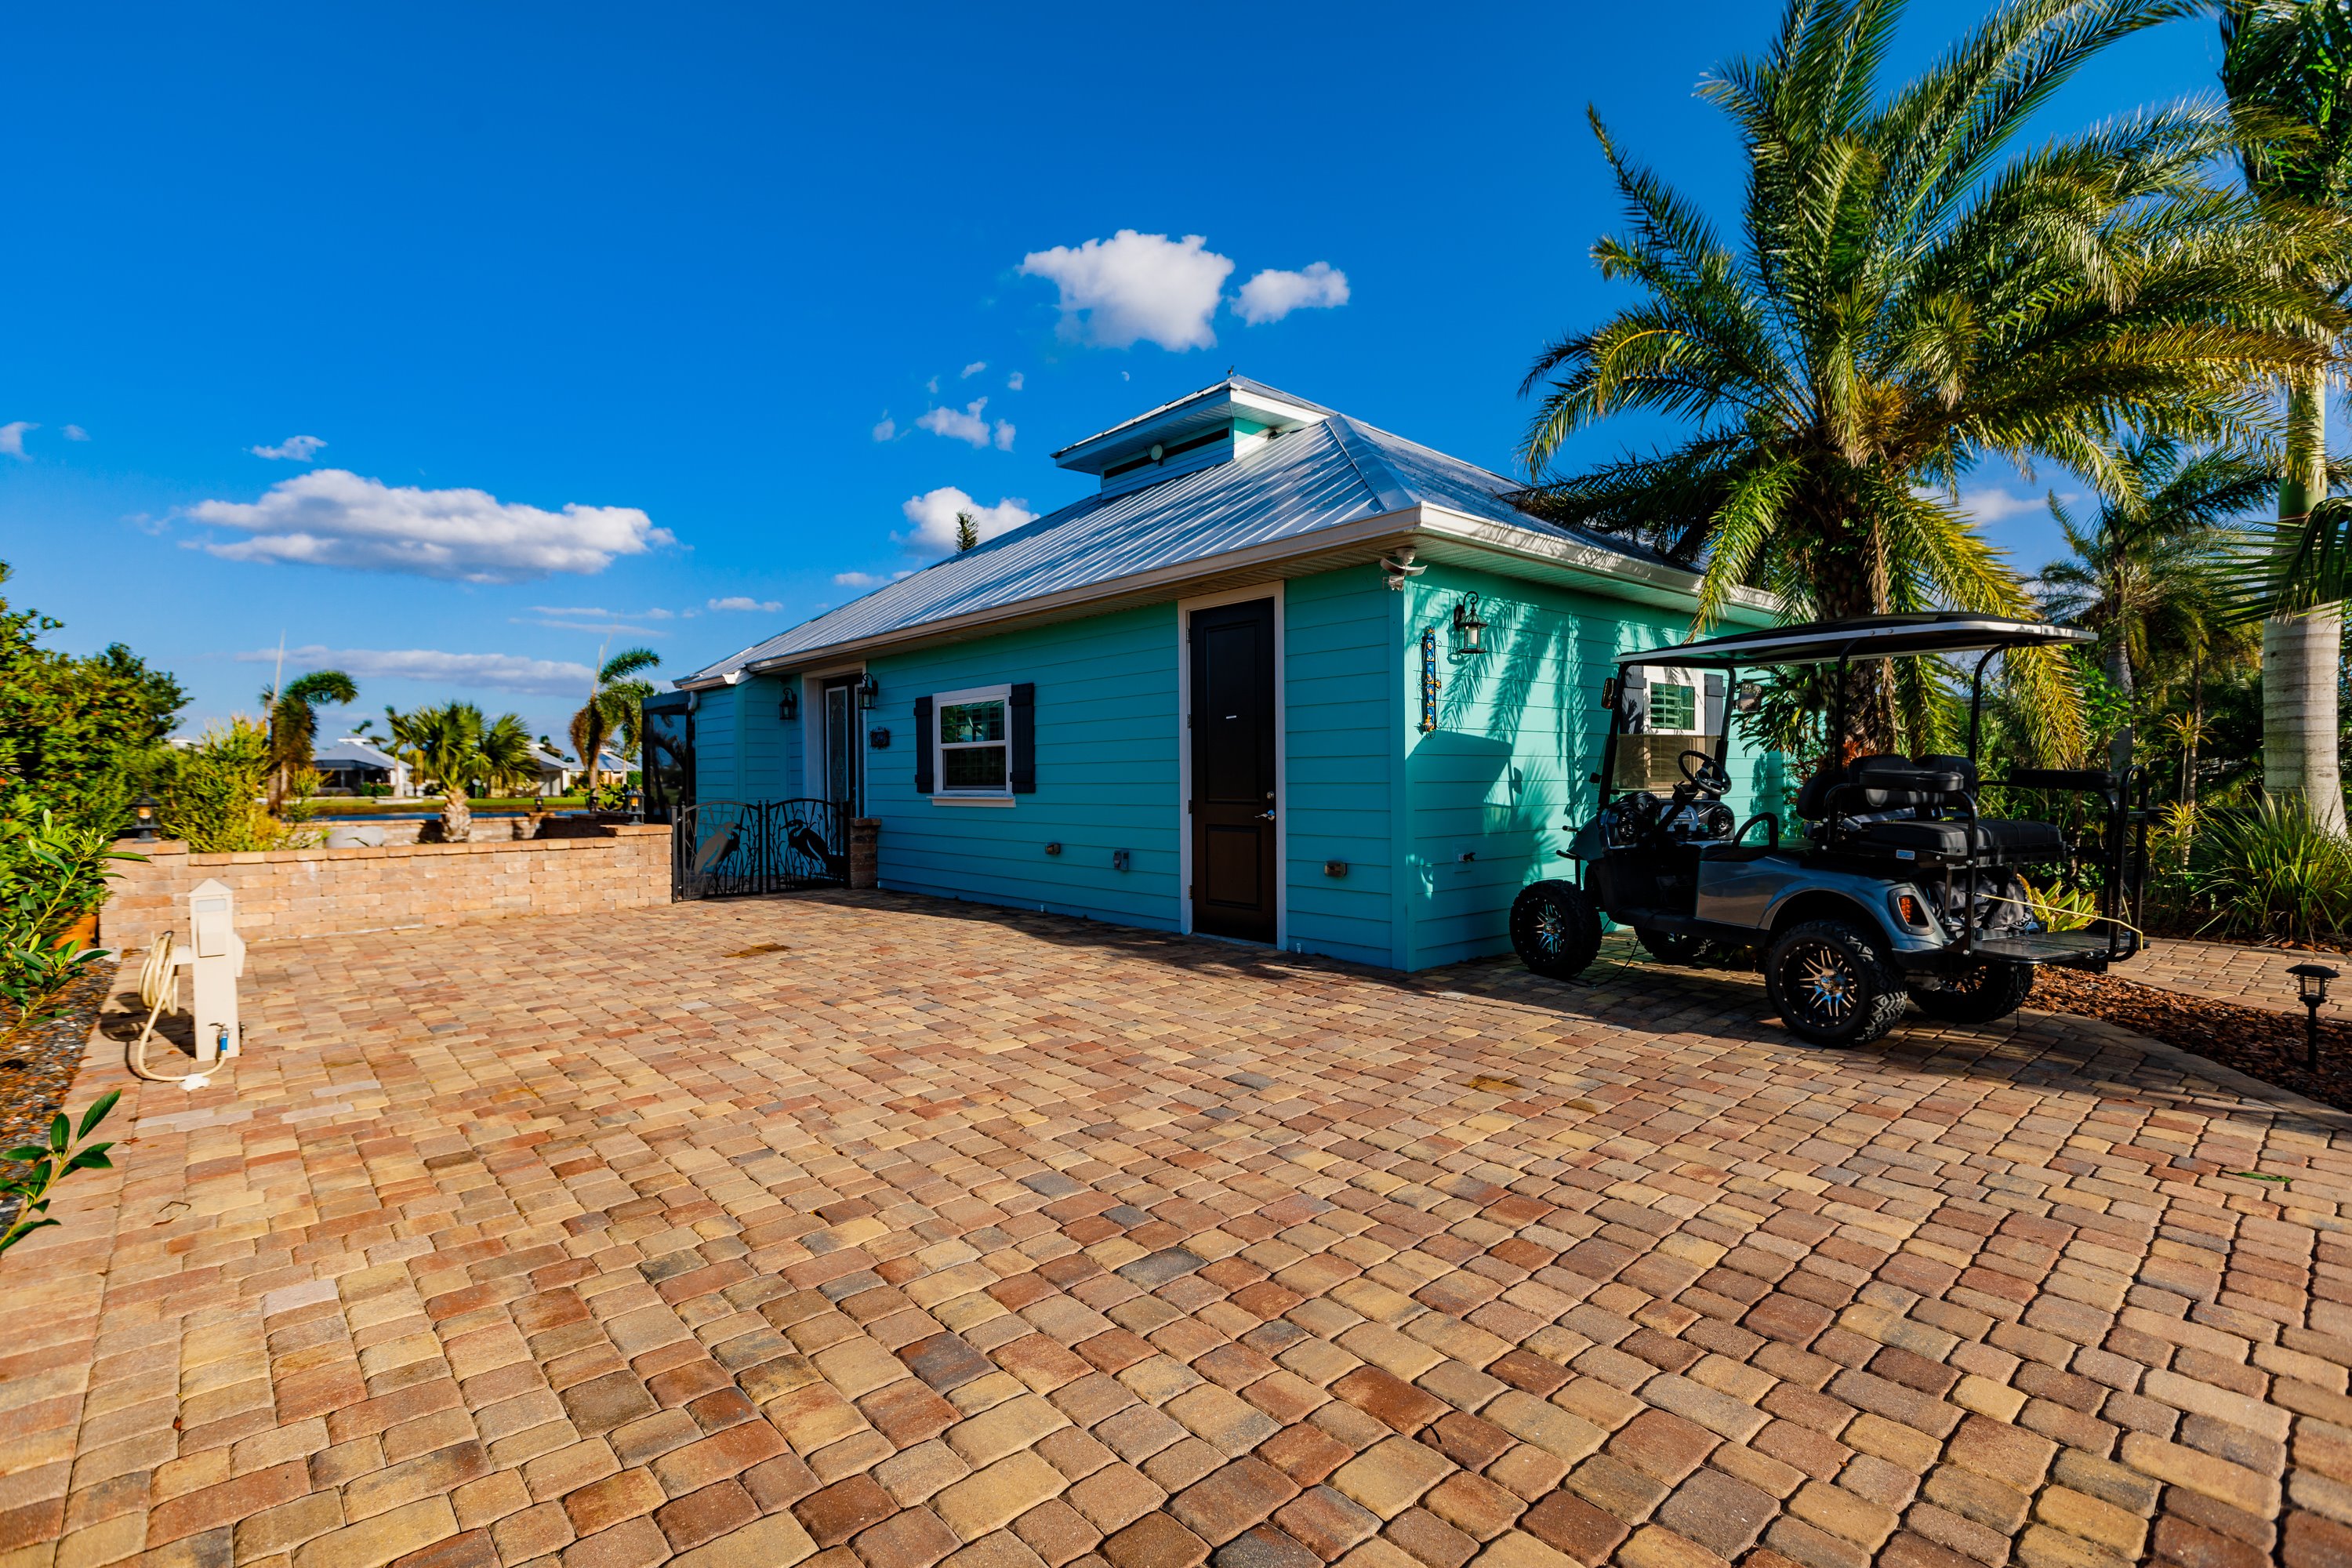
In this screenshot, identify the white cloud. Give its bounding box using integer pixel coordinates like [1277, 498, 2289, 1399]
[872, 416, 896, 441]
[251, 434, 326, 462]
[62, 425, 89, 441]
[187, 469, 672, 583]
[1236, 261, 1350, 325]
[897, 487, 1036, 556]
[833, 570, 912, 590]
[1950, 487, 2067, 525]
[961, 361, 987, 379]
[529, 604, 673, 621]
[516, 618, 667, 636]
[708, 596, 782, 612]
[917, 397, 1015, 451]
[0, 422, 36, 458]
[925, 376, 940, 394]
[1020, 230, 1233, 350]
[234, 644, 596, 698]
[1006, 371, 1024, 391]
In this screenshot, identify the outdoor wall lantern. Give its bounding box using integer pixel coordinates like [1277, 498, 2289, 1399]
[2290, 963, 2338, 1071]
[626, 788, 644, 823]
[779, 688, 797, 721]
[857, 674, 880, 710]
[128, 793, 160, 842]
[1450, 593, 1489, 659]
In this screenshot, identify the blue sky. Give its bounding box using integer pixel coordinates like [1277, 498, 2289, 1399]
[2, 3, 2232, 744]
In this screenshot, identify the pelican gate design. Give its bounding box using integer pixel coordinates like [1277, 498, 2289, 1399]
[672, 800, 847, 898]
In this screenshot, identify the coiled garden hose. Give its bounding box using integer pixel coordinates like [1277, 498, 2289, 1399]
[128, 933, 213, 1088]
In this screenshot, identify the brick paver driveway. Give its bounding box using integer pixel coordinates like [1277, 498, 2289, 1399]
[11, 893, 2352, 1568]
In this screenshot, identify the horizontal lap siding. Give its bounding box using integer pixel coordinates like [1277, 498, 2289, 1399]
[1402, 563, 1766, 969]
[1283, 568, 1398, 967]
[738, 674, 786, 800]
[694, 684, 740, 800]
[866, 605, 1180, 927]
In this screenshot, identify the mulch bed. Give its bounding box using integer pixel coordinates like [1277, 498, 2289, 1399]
[0, 965, 114, 1159]
[2030, 965, 2352, 1115]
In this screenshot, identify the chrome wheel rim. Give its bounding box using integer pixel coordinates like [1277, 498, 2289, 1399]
[1786, 942, 1858, 1026]
[1529, 905, 1565, 959]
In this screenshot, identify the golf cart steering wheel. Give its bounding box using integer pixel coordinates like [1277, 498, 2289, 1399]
[1679, 750, 1731, 799]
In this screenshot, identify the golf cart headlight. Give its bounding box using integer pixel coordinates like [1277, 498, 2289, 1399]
[1890, 889, 1930, 930]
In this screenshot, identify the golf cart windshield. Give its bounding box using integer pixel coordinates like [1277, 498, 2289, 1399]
[1611, 664, 1726, 792]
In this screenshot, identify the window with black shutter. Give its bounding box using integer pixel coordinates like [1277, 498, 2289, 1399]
[913, 696, 934, 793]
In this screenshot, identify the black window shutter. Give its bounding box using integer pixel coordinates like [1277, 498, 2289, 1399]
[913, 696, 934, 793]
[1009, 683, 1036, 793]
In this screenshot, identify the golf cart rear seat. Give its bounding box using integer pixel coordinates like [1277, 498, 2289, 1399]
[1795, 753, 2066, 860]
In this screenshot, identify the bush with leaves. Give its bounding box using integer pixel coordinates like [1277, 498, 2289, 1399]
[0, 811, 137, 1036]
[0, 563, 184, 821]
[2188, 797, 2352, 948]
[0, 1091, 119, 1258]
[154, 720, 313, 853]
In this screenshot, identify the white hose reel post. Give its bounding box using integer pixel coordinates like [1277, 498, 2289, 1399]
[186, 878, 245, 1065]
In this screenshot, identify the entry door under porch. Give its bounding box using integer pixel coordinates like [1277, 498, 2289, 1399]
[1189, 597, 1277, 942]
[819, 677, 863, 817]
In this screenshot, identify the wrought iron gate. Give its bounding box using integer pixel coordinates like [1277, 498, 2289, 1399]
[673, 800, 846, 899]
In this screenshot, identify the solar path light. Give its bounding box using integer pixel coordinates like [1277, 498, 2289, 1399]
[2289, 964, 2338, 1073]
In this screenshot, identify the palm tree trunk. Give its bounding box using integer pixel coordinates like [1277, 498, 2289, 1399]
[2263, 365, 2347, 834]
[2105, 630, 2134, 779]
[442, 788, 471, 844]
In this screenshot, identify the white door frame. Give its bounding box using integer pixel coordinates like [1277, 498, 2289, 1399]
[1175, 583, 1286, 946]
[797, 661, 866, 805]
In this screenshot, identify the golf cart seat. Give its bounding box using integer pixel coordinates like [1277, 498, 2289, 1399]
[1796, 753, 2067, 861]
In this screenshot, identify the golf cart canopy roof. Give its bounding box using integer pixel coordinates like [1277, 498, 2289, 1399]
[1617, 612, 2092, 670]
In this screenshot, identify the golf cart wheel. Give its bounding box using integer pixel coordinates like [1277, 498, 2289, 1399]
[1637, 928, 1711, 966]
[1511, 880, 1602, 981]
[1766, 919, 1907, 1047]
[1907, 961, 2034, 1025]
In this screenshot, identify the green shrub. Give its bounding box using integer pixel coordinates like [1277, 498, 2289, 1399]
[0, 810, 135, 1035]
[2189, 797, 2352, 948]
[154, 720, 313, 852]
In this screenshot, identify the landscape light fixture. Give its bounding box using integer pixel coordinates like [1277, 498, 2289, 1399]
[2289, 963, 2337, 1071]
[1451, 593, 1489, 659]
[626, 787, 644, 823]
[857, 674, 879, 710]
[128, 793, 159, 842]
[779, 688, 797, 721]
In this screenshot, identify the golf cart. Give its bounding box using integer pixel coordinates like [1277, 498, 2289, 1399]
[1508, 613, 2147, 1046]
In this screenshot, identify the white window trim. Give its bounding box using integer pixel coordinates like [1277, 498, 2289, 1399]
[932, 683, 1014, 800]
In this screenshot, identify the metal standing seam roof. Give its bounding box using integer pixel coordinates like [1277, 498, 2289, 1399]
[678, 406, 1680, 689]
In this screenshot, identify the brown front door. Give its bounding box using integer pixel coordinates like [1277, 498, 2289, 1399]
[1190, 598, 1276, 942]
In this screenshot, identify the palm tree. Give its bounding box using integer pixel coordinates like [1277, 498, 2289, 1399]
[1517, 0, 2349, 761]
[2223, 0, 2352, 833]
[411, 702, 537, 842]
[261, 670, 358, 809]
[570, 648, 659, 800]
[2037, 441, 2276, 768]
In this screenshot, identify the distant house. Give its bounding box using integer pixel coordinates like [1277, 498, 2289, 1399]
[660, 377, 1780, 971]
[312, 738, 410, 797]
[528, 748, 629, 796]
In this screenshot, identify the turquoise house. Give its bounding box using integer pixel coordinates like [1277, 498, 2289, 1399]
[666, 378, 1777, 971]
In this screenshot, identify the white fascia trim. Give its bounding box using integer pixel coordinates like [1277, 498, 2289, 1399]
[1414, 503, 1783, 626]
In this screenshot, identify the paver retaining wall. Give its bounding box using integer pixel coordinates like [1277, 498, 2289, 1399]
[99, 825, 671, 950]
